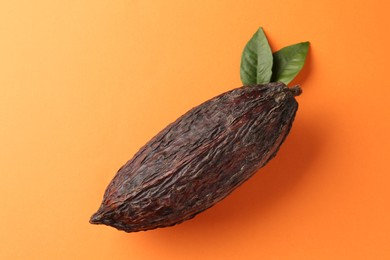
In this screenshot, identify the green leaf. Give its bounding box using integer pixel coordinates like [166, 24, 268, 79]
[271, 41, 310, 84]
[240, 27, 273, 85]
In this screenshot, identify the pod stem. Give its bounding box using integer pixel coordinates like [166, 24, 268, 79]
[289, 85, 302, 96]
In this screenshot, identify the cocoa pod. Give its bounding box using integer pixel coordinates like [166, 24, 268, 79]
[90, 82, 301, 232]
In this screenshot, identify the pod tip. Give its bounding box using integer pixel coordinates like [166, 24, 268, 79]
[90, 212, 103, 224]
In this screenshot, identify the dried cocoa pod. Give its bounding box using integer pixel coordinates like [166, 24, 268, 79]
[90, 82, 301, 232]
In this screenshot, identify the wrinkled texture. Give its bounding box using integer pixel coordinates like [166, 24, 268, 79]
[90, 82, 300, 232]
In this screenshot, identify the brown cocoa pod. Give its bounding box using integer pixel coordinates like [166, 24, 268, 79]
[90, 82, 301, 232]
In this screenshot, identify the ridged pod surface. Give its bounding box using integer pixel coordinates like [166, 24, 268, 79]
[90, 82, 301, 232]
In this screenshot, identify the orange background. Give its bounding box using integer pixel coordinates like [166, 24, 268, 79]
[1, 1, 389, 259]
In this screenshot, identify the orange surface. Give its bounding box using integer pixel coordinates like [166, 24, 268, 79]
[1, 1, 390, 259]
